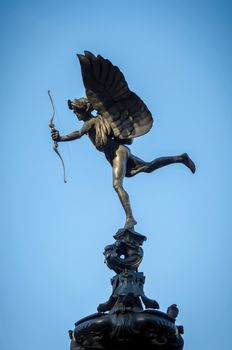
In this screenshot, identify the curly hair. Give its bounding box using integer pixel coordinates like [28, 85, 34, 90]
[68, 98, 93, 113]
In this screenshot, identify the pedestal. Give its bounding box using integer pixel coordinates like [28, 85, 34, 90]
[69, 228, 184, 350]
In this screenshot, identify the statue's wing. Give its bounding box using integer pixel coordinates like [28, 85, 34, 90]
[77, 51, 153, 139]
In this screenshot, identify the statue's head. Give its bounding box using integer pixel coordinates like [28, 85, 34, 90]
[68, 98, 93, 121]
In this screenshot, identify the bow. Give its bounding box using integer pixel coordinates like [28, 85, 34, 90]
[48, 90, 67, 183]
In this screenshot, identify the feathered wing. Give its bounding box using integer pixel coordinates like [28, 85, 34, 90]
[77, 51, 153, 140]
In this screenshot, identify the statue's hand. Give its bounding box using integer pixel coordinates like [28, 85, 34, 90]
[51, 129, 61, 142]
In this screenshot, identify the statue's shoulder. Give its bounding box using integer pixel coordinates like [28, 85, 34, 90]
[85, 117, 96, 127]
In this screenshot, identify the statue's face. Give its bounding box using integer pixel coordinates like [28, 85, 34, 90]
[73, 108, 86, 121]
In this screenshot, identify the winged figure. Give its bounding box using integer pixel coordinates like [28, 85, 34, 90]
[51, 51, 195, 229]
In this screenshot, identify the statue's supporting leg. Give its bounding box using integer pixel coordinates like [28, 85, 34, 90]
[112, 146, 137, 229]
[129, 153, 195, 177]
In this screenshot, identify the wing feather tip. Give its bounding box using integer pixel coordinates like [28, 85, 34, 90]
[77, 53, 84, 60]
[84, 50, 95, 58]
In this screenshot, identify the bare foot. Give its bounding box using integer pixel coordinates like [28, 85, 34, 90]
[124, 217, 137, 229]
[181, 153, 196, 174]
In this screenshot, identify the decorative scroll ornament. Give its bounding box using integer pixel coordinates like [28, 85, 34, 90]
[48, 90, 67, 183]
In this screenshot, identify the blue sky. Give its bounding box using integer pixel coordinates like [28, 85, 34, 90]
[1, 1, 231, 349]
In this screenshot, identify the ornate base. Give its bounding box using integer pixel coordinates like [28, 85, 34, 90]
[70, 310, 183, 350]
[69, 228, 184, 350]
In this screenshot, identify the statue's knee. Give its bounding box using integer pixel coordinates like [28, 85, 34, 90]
[113, 180, 121, 191]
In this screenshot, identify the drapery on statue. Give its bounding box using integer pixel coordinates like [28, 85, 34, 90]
[51, 51, 196, 229]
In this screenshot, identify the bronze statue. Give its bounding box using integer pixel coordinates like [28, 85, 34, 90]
[51, 51, 195, 229]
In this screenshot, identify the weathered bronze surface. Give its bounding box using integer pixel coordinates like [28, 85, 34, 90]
[51, 51, 195, 229]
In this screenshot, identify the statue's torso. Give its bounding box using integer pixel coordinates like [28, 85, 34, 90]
[87, 116, 112, 151]
[86, 117, 122, 165]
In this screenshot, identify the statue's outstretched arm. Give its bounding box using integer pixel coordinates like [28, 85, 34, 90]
[51, 119, 94, 142]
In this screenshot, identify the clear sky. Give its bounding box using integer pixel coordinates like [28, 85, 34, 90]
[1, 1, 231, 349]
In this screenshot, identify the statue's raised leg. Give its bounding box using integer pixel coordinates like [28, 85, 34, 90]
[128, 153, 195, 177]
